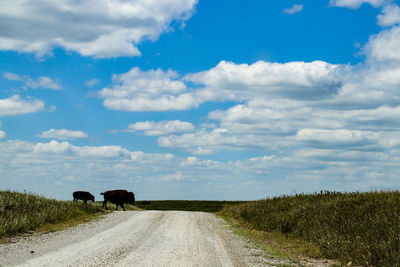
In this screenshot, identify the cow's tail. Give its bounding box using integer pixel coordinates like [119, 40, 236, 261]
[100, 192, 104, 195]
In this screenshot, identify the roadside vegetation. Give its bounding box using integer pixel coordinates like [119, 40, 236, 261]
[0, 190, 141, 240]
[0, 190, 105, 239]
[222, 191, 400, 267]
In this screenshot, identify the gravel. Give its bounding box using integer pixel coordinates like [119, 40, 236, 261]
[0, 211, 337, 267]
[0, 211, 268, 266]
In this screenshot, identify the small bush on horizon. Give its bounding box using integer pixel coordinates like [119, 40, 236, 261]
[223, 190, 400, 267]
[135, 200, 245, 212]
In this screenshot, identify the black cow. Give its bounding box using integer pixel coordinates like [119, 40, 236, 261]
[73, 191, 95, 204]
[101, 190, 135, 211]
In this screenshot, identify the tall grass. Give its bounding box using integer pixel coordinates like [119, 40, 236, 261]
[223, 191, 400, 267]
[0, 190, 102, 238]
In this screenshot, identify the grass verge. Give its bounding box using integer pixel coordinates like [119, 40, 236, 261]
[222, 191, 400, 267]
[218, 211, 336, 267]
[0, 190, 108, 240]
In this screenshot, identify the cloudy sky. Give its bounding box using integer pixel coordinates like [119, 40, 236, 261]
[1, 0, 400, 200]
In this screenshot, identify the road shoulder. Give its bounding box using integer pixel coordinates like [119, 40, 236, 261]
[216, 214, 340, 267]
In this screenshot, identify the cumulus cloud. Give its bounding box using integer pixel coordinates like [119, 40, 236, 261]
[186, 60, 344, 101]
[365, 26, 400, 62]
[33, 140, 74, 155]
[0, 130, 5, 139]
[4, 72, 61, 90]
[125, 120, 194, 136]
[98, 67, 205, 111]
[283, 4, 304, 15]
[0, 0, 197, 58]
[296, 128, 379, 144]
[31, 140, 170, 160]
[37, 129, 88, 140]
[351, 24, 400, 106]
[96, 60, 346, 112]
[377, 4, 400, 26]
[329, 0, 386, 8]
[96, 60, 347, 112]
[0, 95, 45, 116]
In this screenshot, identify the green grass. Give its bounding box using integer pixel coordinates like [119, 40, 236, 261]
[0, 190, 104, 239]
[222, 191, 400, 267]
[135, 200, 244, 212]
[219, 211, 322, 261]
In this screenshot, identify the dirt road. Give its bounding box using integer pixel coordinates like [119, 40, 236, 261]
[0, 211, 270, 266]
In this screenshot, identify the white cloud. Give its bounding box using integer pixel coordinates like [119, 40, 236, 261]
[0, 0, 198, 58]
[33, 140, 74, 154]
[85, 79, 101, 88]
[296, 128, 379, 143]
[96, 60, 346, 112]
[186, 60, 344, 101]
[283, 4, 304, 15]
[0, 95, 45, 116]
[3, 72, 19, 81]
[329, 0, 386, 8]
[4, 72, 62, 90]
[377, 4, 400, 26]
[208, 102, 300, 135]
[37, 129, 89, 140]
[160, 171, 186, 181]
[365, 26, 400, 62]
[74, 145, 128, 158]
[31, 140, 150, 159]
[126, 120, 194, 136]
[158, 128, 248, 155]
[98, 67, 205, 111]
[0, 130, 5, 139]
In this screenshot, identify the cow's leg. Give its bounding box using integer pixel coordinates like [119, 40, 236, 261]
[103, 200, 107, 209]
[121, 203, 125, 211]
[73, 198, 77, 202]
[115, 204, 119, 210]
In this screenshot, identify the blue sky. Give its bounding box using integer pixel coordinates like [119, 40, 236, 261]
[1, 0, 400, 200]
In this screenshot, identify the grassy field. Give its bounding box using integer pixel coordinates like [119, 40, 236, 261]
[135, 200, 244, 212]
[223, 191, 400, 267]
[0, 190, 106, 239]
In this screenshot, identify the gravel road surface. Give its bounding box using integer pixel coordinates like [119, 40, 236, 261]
[0, 211, 270, 266]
